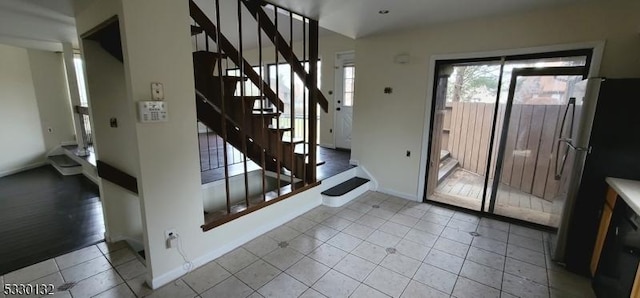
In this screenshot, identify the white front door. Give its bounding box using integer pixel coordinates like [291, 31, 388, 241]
[334, 52, 355, 149]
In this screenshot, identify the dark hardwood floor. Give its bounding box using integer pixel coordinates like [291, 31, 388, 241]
[0, 165, 103, 275]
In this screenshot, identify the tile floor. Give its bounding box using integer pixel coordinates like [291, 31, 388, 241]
[1, 191, 596, 298]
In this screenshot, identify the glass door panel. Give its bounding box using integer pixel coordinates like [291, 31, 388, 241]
[487, 71, 584, 227]
[427, 62, 501, 211]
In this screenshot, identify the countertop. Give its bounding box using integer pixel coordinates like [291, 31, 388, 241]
[606, 177, 640, 215]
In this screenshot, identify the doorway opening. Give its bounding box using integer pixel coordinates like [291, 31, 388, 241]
[425, 50, 592, 228]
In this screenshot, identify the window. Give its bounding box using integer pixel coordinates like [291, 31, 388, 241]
[343, 65, 355, 106]
[226, 67, 264, 97]
[73, 55, 93, 148]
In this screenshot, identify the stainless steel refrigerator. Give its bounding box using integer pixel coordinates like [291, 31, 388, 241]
[551, 78, 640, 275]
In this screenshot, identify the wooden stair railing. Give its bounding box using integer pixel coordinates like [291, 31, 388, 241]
[193, 52, 312, 181]
[240, 0, 329, 113]
[189, 0, 285, 111]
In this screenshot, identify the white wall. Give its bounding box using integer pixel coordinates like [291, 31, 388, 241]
[27, 49, 76, 150]
[351, 0, 640, 199]
[0, 44, 46, 176]
[82, 38, 143, 243]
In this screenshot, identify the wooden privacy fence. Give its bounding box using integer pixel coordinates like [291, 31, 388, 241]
[443, 102, 566, 201]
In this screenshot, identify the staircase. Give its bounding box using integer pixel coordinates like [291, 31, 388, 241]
[438, 150, 458, 183]
[189, 0, 327, 184]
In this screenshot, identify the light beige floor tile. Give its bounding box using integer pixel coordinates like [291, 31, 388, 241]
[304, 225, 339, 242]
[311, 269, 359, 298]
[440, 226, 474, 244]
[93, 283, 136, 298]
[333, 254, 376, 282]
[506, 244, 545, 267]
[472, 237, 507, 255]
[510, 225, 543, 241]
[243, 235, 279, 258]
[326, 232, 362, 252]
[115, 259, 146, 281]
[182, 261, 231, 294]
[447, 218, 478, 232]
[61, 256, 111, 282]
[356, 214, 386, 229]
[476, 226, 509, 243]
[285, 217, 317, 233]
[400, 280, 448, 298]
[351, 283, 390, 298]
[422, 212, 452, 226]
[404, 229, 438, 247]
[262, 247, 304, 271]
[466, 246, 505, 271]
[257, 273, 307, 298]
[479, 218, 510, 232]
[379, 253, 421, 278]
[285, 257, 330, 286]
[366, 230, 402, 248]
[321, 216, 353, 231]
[378, 221, 411, 238]
[103, 248, 137, 266]
[351, 242, 388, 264]
[424, 248, 464, 274]
[4, 259, 59, 284]
[68, 269, 123, 298]
[148, 279, 197, 298]
[364, 266, 410, 297]
[342, 223, 375, 240]
[394, 239, 430, 261]
[453, 276, 500, 298]
[460, 260, 503, 289]
[389, 214, 419, 228]
[413, 263, 457, 294]
[299, 288, 326, 298]
[126, 274, 153, 297]
[267, 226, 301, 242]
[433, 237, 469, 258]
[235, 260, 281, 290]
[308, 243, 348, 267]
[502, 272, 549, 298]
[505, 257, 547, 286]
[216, 248, 258, 273]
[288, 234, 323, 254]
[413, 220, 445, 235]
[508, 234, 543, 253]
[200, 276, 252, 298]
[97, 241, 129, 255]
[55, 246, 102, 270]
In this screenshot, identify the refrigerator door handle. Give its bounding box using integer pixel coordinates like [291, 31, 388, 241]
[555, 99, 576, 180]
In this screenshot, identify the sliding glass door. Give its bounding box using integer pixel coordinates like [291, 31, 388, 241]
[426, 50, 592, 227]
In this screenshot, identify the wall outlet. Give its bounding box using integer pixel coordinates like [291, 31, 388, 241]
[406, 150, 411, 157]
[165, 228, 177, 249]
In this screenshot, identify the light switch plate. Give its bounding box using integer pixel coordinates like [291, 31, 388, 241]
[151, 82, 164, 100]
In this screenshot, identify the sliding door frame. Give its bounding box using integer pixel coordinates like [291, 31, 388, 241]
[420, 42, 603, 214]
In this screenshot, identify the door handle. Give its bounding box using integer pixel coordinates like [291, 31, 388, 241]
[554, 98, 576, 180]
[336, 107, 341, 111]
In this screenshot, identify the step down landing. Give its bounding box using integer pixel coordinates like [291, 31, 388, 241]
[322, 177, 370, 197]
[48, 155, 83, 176]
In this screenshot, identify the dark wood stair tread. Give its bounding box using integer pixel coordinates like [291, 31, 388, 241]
[191, 25, 204, 35]
[48, 155, 81, 168]
[321, 177, 370, 197]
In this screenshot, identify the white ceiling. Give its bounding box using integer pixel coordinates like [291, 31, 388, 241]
[0, 0, 596, 52]
[266, 0, 594, 38]
[0, 0, 76, 51]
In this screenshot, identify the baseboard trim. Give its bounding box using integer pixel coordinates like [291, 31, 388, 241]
[0, 161, 47, 178]
[319, 143, 336, 149]
[149, 195, 321, 289]
[377, 187, 418, 201]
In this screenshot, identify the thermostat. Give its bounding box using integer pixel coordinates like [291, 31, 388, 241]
[138, 101, 168, 123]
